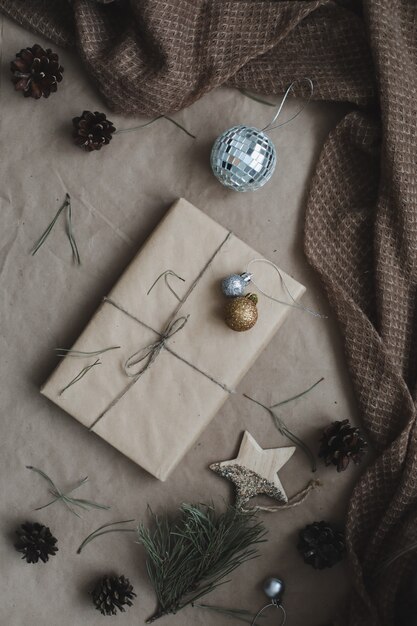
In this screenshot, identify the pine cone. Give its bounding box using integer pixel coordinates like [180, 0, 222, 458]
[297, 521, 345, 569]
[92, 575, 136, 616]
[319, 419, 367, 472]
[11, 44, 64, 99]
[72, 111, 116, 152]
[14, 521, 58, 564]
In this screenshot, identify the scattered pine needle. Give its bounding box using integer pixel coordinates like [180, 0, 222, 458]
[115, 115, 195, 139]
[59, 358, 101, 395]
[244, 377, 324, 473]
[55, 346, 120, 358]
[77, 519, 136, 554]
[31, 193, 81, 265]
[27, 465, 110, 518]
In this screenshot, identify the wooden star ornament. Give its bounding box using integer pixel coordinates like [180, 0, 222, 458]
[210, 431, 295, 510]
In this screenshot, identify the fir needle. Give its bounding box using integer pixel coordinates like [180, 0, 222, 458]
[115, 115, 196, 139]
[59, 358, 101, 395]
[31, 193, 81, 264]
[27, 466, 110, 517]
[270, 377, 324, 408]
[31, 196, 68, 255]
[55, 346, 120, 358]
[66, 194, 81, 265]
[76, 520, 136, 554]
[194, 604, 264, 624]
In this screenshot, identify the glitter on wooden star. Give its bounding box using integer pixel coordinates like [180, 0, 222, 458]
[210, 431, 295, 510]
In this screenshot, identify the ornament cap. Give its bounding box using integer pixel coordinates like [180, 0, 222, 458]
[247, 293, 258, 305]
[240, 272, 253, 283]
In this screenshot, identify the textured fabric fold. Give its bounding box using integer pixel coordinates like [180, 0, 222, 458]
[0, 0, 374, 114]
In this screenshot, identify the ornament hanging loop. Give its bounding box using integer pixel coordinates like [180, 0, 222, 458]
[251, 577, 287, 625]
[247, 257, 327, 319]
[251, 601, 287, 625]
[262, 77, 314, 133]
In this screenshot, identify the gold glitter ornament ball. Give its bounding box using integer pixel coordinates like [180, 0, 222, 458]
[225, 294, 258, 331]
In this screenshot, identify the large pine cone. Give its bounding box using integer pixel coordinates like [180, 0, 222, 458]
[318, 418, 367, 472]
[92, 574, 136, 615]
[14, 522, 58, 564]
[298, 521, 345, 569]
[72, 111, 116, 151]
[11, 44, 64, 99]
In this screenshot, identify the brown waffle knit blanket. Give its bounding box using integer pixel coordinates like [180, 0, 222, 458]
[2, 1, 417, 624]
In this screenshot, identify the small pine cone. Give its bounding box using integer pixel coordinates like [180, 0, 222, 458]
[319, 419, 367, 472]
[92, 574, 136, 616]
[11, 44, 64, 99]
[72, 111, 116, 152]
[298, 521, 345, 569]
[14, 521, 58, 564]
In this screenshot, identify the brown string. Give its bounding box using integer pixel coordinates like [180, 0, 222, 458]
[88, 231, 233, 430]
[124, 315, 189, 378]
[242, 479, 321, 513]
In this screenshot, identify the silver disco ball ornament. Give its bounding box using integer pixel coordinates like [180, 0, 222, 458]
[211, 125, 276, 192]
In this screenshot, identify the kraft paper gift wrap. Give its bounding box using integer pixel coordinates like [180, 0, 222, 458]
[41, 198, 306, 481]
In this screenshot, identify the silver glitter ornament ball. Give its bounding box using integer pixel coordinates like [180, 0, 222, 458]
[221, 272, 252, 297]
[211, 125, 276, 192]
[263, 577, 285, 603]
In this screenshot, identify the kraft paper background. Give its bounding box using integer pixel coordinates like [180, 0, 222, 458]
[0, 15, 359, 626]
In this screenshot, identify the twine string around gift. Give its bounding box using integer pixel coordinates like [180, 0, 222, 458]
[100, 298, 232, 397]
[60, 223, 323, 464]
[87, 231, 235, 431]
[124, 315, 189, 379]
[261, 78, 314, 132]
[247, 258, 327, 319]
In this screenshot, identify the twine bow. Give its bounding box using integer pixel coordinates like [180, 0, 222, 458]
[124, 315, 189, 379]
[87, 231, 234, 431]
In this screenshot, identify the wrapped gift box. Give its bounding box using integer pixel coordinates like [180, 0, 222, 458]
[41, 198, 306, 480]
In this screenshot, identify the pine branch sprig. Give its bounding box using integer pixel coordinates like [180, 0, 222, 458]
[138, 503, 266, 623]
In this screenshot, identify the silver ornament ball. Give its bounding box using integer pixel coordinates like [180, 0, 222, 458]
[263, 577, 285, 603]
[211, 125, 276, 192]
[221, 272, 252, 297]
